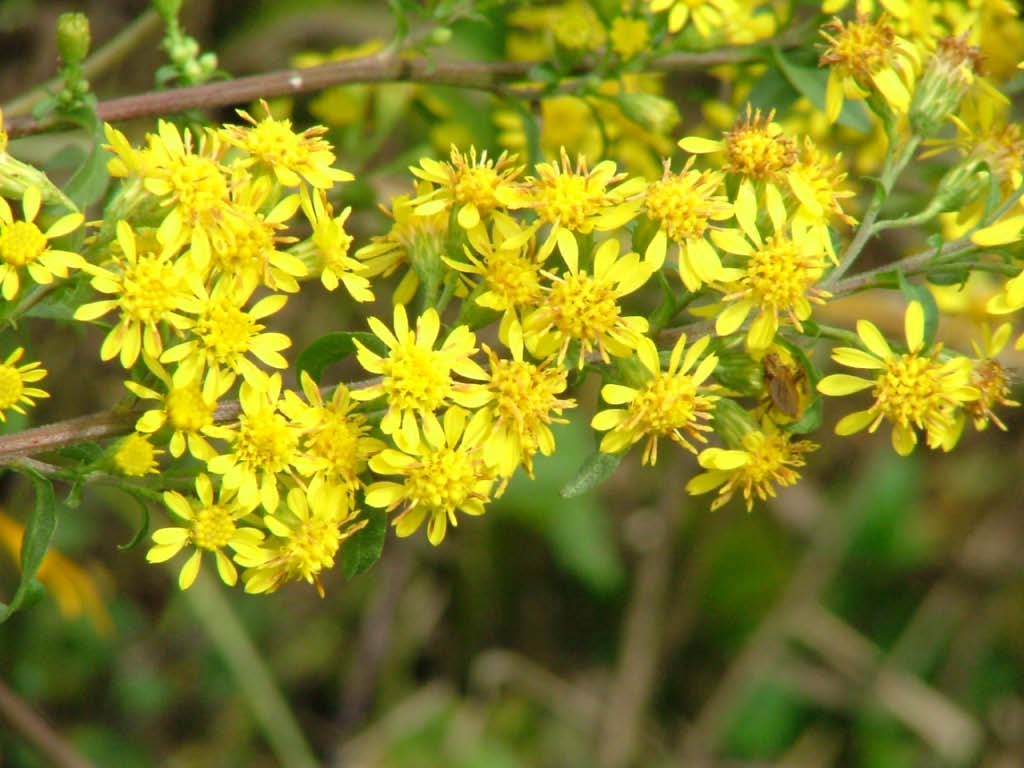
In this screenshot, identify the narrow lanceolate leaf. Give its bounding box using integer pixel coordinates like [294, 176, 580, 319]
[561, 451, 622, 498]
[0, 471, 59, 623]
[296, 332, 385, 384]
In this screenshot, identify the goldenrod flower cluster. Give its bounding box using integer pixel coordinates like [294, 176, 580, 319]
[2, 3, 1023, 597]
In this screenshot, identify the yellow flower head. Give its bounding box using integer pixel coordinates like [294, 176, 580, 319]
[506, 148, 646, 262]
[467, 344, 576, 482]
[365, 406, 496, 546]
[0, 347, 48, 421]
[686, 420, 818, 511]
[148, 473, 268, 590]
[351, 305, 488, 445]
[644, 157, 735, 290]
[296, 187, 373, 301]
[592, 333, 719, 465]
[112, 432, 163, 477]
[125, 354, 233, 461]
[206, 374, 315, 513]
[161, 278, 291, 392]
[409, 146, 524, 231]
[711, 215, 831, 352]
[610, 17, 650, 59]
[789, 139, 857, 263]
[0, 185, 84, 300]
[819, 14, 920, 122]
[74, 221, 191, 368]
[648, 0, 739, 37]
[523, 237, 653, 368]
[244, 480, 363, 597]
[281, 373, 386, 502]
[965, 322, 1019, 431]
[817, 301, 980, 455]
[221, 101, 354, 189]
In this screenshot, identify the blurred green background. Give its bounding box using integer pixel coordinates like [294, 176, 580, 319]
[2, 1, 1024, 766]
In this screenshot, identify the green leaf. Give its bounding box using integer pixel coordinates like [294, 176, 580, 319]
[544, 500, 625, 593]
[897, 272, 939, 347]
[0, 471, 59, 623]
[295, 331, 384, 384]
[560, 451, 622, 498]
[340, 508, 387, 578]
[118, 490, 152, 551]
[771, 47, 872, 133]
[65, 138, 111, 209]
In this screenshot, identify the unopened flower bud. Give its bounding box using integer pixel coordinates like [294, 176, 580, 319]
[711, 398, 759, 450]
[153, 0, 182, 23]
[930, 159, 989, 213]
[56, 12, 91, 67]
[713, 351, 764, 398]
[615, 92, 680, 135]
[910, 35, 984, 137]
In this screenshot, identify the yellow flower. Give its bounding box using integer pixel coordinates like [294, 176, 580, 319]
[281, 372, 386, 502]
[0, 185, 84, 300]
[161, 278, 291, 392]
[686, 420, 817, 511]
[409, 146, 523, 231]
[444, 211, 543, 350]
[964, 322, 1019, 431]
[817, 301, 979, 455]
[124, 354, 233, 460]
[351, 305, 487, 445]
[73, 221, 191, 368]
[678, 106, 799, 244]
[592, 333, 719, 465]
[643, 157, 735, 290]
[610, 17, 650, 59]
[244, 479, 364, 596]
[522, 237, 653, 368]
[505, 148, 645, 263]
[206, 374, 316, 513]
[818, 14, 920, 123]
[295, 187, 373, 301]
[221, 101, 354, 189]
[466, 344, 575, 482]
[710, 215, 830, 352]
[788, 139, 857, 263]
[354, 186, 451, 306]
[147, 474, 268, 590]
[365, 406, 496, 546]
[0, 347, 48, 421]
[112, 432, 162, 477]
[648, 0, 739, 37]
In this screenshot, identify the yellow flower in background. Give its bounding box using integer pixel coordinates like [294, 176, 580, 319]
[161, 278, 291, 392]
[686, 420, 818, 511]
[506, 148, 645, 262]
[0, 185, 84, 300]
[0, 510, 111, 633]
[113, 432, 162, 477]
[964, 322, 1019, 431]
[0, 347, 48, 421]
[817, 301, 979, 455]
[206, 374, 314, 513]
[352, 305, 488, 446]
[522, 237, 653, 368]
[148, 474, 267, 590]
[467, 344, 575, 483]
[73, 221, 191, 368]
[296, 187, 373, 301]
[648, 0, 739, 37]
[409, 146, 523, 231]
[592, 333, 719, 465]
[610, 17, 650, 59]
[710, 212, 830, 352]
[245, 480, 363, 597]
[221, 101, 354, 189]
[365, 406, 496, 546]
[818, 14, 920, 123]
[643, 157, 735, 290]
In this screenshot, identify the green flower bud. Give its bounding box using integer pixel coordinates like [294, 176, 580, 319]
[615, 92, 680, 136]
[56, 12, 91, 67]
[713, 351, 764, 398]
[910, 35, 983, 138]
[711, 398, 759, 449]
[153, 0, 182, 23]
